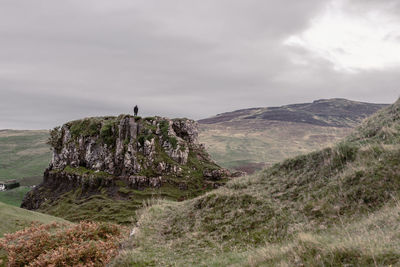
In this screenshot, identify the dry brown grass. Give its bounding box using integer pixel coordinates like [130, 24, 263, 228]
[199, 121, 351, 172]
[1, 221, 126, 266]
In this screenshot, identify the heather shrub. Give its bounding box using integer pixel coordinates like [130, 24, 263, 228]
[0, 221, 125, 266]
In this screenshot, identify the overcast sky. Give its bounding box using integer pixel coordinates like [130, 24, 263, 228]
[1, 0, 400, 129]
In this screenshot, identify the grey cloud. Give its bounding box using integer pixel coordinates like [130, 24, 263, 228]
[348, 0, 400, 17]
[0, 0, 399, 129]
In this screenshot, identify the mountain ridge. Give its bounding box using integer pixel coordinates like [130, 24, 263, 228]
[199, 98, 388, 127]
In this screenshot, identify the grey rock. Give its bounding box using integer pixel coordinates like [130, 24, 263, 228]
[126, 175, 162, 189]
[50, 116, 209, 178]
[203, 169, 230, 180]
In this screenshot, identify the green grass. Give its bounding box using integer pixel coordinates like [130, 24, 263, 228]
[0, 130, 50, 213]
[111, 99, 400, 266]
[37, 178, 218, 224]
[62, 166, 110, 178]
[0, 202, 69, 238]
[159, 119, 178, 149]
[39, 190, 141, 225]
[100, 118, 119, 147]
[0, 186, 31, 206]
[36, 161, 222, 224]
[0, 130, 50, 185]
[67, 117, 102, 139]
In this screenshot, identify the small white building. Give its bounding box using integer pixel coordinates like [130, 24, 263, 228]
[0, 180, 19, 191]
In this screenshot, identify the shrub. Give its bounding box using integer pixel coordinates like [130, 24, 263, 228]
[69, 119, 101, 139]
[169, 136, 178, 149]
[123, 137, 130, 146]
[159, 120, 178, 149]
[158, 120, 167, 136]
[333, 142, 359, 167]
[137, 129, 154, 147]
[144, 117, 156, 122]
[47, 126, 63, 153]
[0, 221, 125, 266]
[100, 121, 116, 147]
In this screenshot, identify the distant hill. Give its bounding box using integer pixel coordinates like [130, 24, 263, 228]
[198, 98, 388, 173]
[199, 98, 387, 127]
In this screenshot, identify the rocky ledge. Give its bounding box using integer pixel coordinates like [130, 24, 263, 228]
[21, 115, 241, 222]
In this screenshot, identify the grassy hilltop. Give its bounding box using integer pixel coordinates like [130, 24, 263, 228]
[112, 99, 400, 266]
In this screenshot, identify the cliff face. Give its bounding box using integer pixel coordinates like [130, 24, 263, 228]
[50, 116, 200, 177]
[22, 115, 234, 223]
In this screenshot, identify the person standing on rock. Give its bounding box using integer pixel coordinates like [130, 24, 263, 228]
[134, 105, 139, 116]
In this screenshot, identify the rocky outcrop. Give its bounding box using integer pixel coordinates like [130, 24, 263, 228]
[49, 116, 198, 176]
[21, 115, 238, 220]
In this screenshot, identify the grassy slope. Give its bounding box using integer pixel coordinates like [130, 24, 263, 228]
[112, 99, 400, 266]
[36, 160, 226, 225]
[0, 186, 31, 206]
[242, 202, 400, 266]
[0, 201, 68, 238]
[0, 130, 51, 185]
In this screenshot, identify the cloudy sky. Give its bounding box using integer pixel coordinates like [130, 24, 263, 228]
[1, 0, 400, 129]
